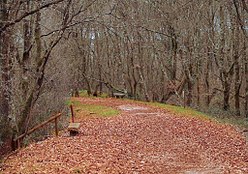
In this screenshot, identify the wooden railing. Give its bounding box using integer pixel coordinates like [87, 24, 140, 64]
[13, 113, 62, 150]
[70, 105, 75, 123]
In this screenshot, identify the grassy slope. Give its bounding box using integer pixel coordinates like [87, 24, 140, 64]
[74, 90, 248, 129]
[145, 102, 248, 129]
[121, 97, 248, 129]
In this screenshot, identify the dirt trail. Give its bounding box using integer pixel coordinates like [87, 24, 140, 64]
[1, 97, 248, 174]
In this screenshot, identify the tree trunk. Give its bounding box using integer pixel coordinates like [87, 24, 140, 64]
[219, 5, 231, 111]
[22, 19, 31, 99]
[82, 74, 92, 96]
[186, 79, 193, 107]
[233, 29, 241, 116]
[204, 54, 210, 107]
[223, 74, 231, 111]
[196, 76, 200, 106]
[0, 0, 11, 139]
[18, 2, 33, 135]
[245, 44, 248, 118]
[185, 59, 193, 107]
[169, 25, 177, 80]
[35, 9, 42, 63]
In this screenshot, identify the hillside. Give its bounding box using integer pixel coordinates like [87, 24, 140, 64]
[1, 97, 248, 174]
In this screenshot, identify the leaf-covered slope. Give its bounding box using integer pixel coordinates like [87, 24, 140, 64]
[1, 97, 247, 174]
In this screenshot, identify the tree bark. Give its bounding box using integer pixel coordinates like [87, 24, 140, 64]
[186, 78, 193, 107]
[219, 5, 232, 111]
[221, 72, 232, 111]
[233, 28, 241, 116]
[204, 53, 210, 107]
[0, 0, 11, 138]
[22, 2, 32, 99]
[245, 43, 248, 118]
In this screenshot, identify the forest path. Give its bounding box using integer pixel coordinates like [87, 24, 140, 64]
[1, 97, 248, 174]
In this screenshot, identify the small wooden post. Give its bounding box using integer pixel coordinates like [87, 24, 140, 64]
[70, 104, 74, 123]
[183, 90, 186, 108]
[16, 138, 23, 149]
[55, 117, 58, 136]
[17, 139, 20, 149]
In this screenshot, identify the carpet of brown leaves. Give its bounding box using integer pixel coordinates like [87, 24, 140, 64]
[1, 97, 248, 174]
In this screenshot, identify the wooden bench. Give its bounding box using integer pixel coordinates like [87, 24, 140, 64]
[68, 123, 80, 136]
[113, 92, 126, 98]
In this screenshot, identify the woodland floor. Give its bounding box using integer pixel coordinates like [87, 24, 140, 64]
[1, 97, 248, 174]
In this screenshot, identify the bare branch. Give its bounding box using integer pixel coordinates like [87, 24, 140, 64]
[0, 0, 65, 32]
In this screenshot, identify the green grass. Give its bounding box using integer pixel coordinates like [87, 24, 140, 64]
[65, 100, 73, 106]
[148, 102, 215, 121]
[145, 102, 248, 129]
[71, 100, 119, 117]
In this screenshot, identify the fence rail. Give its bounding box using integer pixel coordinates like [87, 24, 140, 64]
[13, 113, 62, 150]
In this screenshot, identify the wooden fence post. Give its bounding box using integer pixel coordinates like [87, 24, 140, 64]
[183, 90, 186, 108]
[17, 138, 20, 149]
[13, 113, 62, 150]
[70, 105, 74, 123]
[55, 117, 58, 136]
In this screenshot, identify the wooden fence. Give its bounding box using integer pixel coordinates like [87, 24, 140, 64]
[13, 113, 62, 150]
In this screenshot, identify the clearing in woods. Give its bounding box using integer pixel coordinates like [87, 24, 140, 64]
[1, 97, 248, 174]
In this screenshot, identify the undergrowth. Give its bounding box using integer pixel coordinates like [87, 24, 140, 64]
[79, 90, 108, 98]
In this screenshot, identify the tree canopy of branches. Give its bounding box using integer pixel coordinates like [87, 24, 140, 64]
[68, 0, 247, 116]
